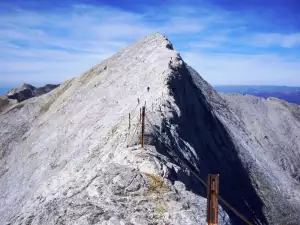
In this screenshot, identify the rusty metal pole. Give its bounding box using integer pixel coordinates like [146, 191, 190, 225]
[207, 174, 219, 225]
[141, 106, 146, 148]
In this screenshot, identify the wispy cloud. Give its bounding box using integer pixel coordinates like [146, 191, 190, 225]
[0, 1, 300, 87]
[0, 3, 213, 86]
[183, 52, 300, 86]
[251, 33, 300, 48]
[189, 42, 219, 49]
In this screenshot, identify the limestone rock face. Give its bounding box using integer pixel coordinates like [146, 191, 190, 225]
[0, 33, 300, 225]
[219, 93, 300, 224]
[6, 83, 59, 102]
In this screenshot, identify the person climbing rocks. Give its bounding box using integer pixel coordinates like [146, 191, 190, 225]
[137, 98, 140, 104]
[147, 87, 150, 92]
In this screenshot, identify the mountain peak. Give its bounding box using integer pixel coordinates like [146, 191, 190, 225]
[139, 32, 174, 49]
[1, 34, 300, 225]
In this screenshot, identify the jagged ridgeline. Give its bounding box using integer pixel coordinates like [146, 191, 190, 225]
[1, 33, 300, 225]
[0, 84, 59, 113]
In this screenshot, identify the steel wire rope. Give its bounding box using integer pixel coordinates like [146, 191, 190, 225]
[127, 110, 142, 147]
[144, 113, 253, 225]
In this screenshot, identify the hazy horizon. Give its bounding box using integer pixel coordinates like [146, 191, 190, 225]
[2, 84, 300, 97]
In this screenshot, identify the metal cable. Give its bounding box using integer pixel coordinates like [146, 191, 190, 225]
[127, 112, 141, 147]
[144, 114, 253, 225]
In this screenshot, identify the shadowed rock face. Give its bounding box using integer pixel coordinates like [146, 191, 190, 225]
[0, 33, 300, 225]
[159, 64, 268, 224]
[6, 83, 59, 102]
[160, 63, 300, 224]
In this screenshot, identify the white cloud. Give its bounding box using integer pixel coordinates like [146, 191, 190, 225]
[0, 4, 212, 86]
[0, 51, 112, 86]
[161, 17, 204, 33]
[182, 52, 300, 86]
[251, 33, 300, 48]
[188, 42, 219, 48]
[0, 7, 148, 85]
[0, 3, 300, 87]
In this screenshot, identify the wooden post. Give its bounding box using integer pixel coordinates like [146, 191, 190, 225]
[207, 174, 219, 225]
[141, 106, 146, 148]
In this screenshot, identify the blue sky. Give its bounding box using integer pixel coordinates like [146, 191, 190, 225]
[0, 0, 300, 87]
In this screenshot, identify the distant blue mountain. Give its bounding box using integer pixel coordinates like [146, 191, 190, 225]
[214, 85, 300, 105]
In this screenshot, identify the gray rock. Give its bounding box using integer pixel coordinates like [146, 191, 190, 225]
[0, 96, 10, 112]
[6, 83, 59, 102]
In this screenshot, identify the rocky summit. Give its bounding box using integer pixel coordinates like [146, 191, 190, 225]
[0, 33, 300, 225]
[6, 83, 59, 102]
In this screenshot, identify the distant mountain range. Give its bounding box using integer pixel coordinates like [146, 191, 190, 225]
[0, 84, 59, 102]
[214, 85, 300, 105]
[6, 83, 59, 102]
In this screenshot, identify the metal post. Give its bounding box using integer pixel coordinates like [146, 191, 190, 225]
[207, 174, 219, 225]
[141, 106, 146, 148]
[140, 108, 142, 122]
[129, 113, 131, 130]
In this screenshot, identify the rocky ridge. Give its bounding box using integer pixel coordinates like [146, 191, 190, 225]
[6, 83, 59, 102]
[0, 33, 300, 225]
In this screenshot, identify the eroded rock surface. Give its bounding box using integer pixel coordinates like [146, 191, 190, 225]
[10, 164, 230, 225]
[1, 33, 300, 225]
